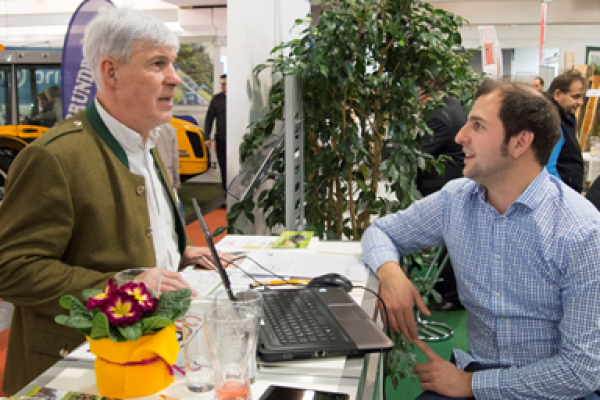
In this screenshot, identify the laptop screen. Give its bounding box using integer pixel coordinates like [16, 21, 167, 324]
[191, 198, 236, 301]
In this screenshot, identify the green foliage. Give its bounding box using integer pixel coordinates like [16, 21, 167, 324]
[229, 0, 479, 238]
[176, 43, 214, 103]
[55, 288, 192, 342]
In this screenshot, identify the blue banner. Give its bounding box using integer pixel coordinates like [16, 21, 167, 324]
[61, 0, 115, 120]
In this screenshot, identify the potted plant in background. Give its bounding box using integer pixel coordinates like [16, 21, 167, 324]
[222, 0, 480, 390]
[56, 279, 191, 398]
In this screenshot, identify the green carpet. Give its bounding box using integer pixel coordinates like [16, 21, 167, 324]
[178, 182, 224, 219]
[386, 309, 468, 399]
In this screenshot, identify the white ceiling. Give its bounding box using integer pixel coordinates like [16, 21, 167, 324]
[0, 0, 597, 53]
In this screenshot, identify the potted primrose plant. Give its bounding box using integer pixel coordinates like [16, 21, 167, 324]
[55, 278, 191, 398]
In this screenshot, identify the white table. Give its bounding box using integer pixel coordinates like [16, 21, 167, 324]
[16, 240, 385, 400]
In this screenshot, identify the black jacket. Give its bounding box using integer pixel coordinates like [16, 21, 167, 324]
[204, 92, 226, 141]
[586, 176, 600, 212]
[416, 96, 466, 197]
[550, 97, 584, 193]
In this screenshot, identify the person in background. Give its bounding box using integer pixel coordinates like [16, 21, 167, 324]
[0, 8, 225, 395]
[46, 85, 63, 123]
[204, 74, 227, 198]
[545, 69, 586, 193]
[586, 175, 600, 212]
[156, 122, 181, 192]
[30, 92, 57, 127]
[362, 81, 600, 399]
[156, 122, 184, 218]
[532, 76, 544, 93]
[416, 90, 466, 311]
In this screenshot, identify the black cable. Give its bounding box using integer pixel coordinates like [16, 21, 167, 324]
[186, 254, 298, 289]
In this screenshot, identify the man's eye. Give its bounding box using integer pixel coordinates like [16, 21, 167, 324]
[473, 122, 482, 130]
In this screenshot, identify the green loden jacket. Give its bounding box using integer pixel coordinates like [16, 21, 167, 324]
[0, 102, 189, 395]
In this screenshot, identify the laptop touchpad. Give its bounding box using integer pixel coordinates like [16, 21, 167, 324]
[328, 304, 368, 321]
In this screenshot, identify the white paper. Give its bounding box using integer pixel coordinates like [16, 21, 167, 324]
[215, 235, 278, 252]
[180, 269, 255, 295]
[240, 251, 368, 282]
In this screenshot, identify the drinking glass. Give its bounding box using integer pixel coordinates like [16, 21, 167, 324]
[182, 297, 215, 393]
[214, 290, 263, 383]
[114, 268, 162, 297]
[205, 304, 257, 400]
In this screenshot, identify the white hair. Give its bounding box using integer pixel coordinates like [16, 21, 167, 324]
[83, 7, 179, 91]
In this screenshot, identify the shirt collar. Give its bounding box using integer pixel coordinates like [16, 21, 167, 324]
[472, 169, 549, 212]
[512, 169, 549, 210]
[94, 98, 159, 153]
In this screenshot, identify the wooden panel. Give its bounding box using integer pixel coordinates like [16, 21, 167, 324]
[579, 75, 600, 150]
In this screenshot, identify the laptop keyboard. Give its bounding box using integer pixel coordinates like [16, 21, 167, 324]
[263, 290, 351, 345]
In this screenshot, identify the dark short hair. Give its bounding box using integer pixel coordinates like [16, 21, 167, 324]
[476, 81, 560, 165]
[533, 76, 544, 85]
[220, 74, 227, 79]
[475, 78, 498, 99]
[547, 70, 586, 97]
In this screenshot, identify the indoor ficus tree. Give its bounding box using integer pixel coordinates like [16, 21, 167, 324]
[222, 0, 480, 388]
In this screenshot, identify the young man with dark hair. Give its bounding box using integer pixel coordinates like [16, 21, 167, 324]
[545, 70, 586, 193]
[362, 82, 600, 399]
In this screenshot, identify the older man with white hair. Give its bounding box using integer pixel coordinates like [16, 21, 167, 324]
[0, 8, 221, 394]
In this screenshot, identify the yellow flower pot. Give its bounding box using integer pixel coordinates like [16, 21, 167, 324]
[88, 324, 179, 398]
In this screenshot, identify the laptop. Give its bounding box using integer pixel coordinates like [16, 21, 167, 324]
[191, 199, 393, 362]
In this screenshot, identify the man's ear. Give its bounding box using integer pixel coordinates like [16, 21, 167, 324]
[99, 57, 118, 89]
[552, 89, 562, 102]
[511, 130, 534, 159]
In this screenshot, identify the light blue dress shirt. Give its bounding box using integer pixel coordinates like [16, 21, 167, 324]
[362, 169, 600, 399]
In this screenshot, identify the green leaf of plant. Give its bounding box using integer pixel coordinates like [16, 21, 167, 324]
[82, 289, 103, 300]
[319, 64, 329, 78]
[118, 323, 143, 341]
[55, 315, 70, 325]
[89, 312, 110, 340]
[59, 295, 75, 310]
[70, 296, 92, 318]
[213, 226, 227, 236]
[108, 325, 124, 342]
[155, 289, 192, 322]
[56, 314, 93, 330]
[142, 316, 173, 333]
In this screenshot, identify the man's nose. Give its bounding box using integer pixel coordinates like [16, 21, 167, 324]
[455, 125, 467, 145]
[166, 65, 182, 86]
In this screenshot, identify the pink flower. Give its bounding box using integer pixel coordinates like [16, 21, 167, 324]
[86, 279, 118, 310]
[101, 292, 142, 327]
[120, 282, 158, 312]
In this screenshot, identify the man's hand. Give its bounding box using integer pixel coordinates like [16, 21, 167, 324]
[414, 340, 474, 397]
[205, 140, 212, 150]
[183, 246, 232, 270]
[377, 261, 430, 342]
[135, 268, 197, 296]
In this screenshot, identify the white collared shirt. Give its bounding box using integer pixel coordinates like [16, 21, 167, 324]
[95, 99, 180, 271]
